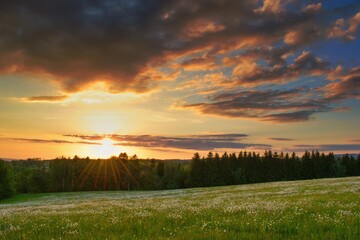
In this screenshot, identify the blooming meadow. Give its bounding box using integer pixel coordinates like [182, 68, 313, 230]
[1, 177, 360, 239]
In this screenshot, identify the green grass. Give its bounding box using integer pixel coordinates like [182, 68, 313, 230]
[1, 177, 360, 239]
[0, 193, 55, 204]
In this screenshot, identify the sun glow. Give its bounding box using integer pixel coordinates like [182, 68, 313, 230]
[97, 138, 119, 159]
[100, 137, 114, 146]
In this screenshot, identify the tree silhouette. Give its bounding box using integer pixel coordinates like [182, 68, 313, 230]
[1, 151, 359, 200]
[0, 160, 15, 199]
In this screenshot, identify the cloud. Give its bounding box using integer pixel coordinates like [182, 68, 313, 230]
[0, 0, 348, 94]
[301, 3, 322, 14]
[328, 12, 360, 41]
[284, 27, 321, 46]
[147, 148, 189, 154]
[262, 110, 321, 123]
[181, 87, 330, 122]
[191, 134, 248, 138]
[2, 137, 100, 145]
[181, 19, 225, 39]
[269, 137, 294, 141]
[174, 72, 227, 92]
[289, 144, 360, 152]
[327, 65, 344, 81]
[255, 0, 288, 14]
[324, 66, 360, 100]
[179, 57, 360, 122]
[66, 133, 270, 151]
[63, 134, 105, 141]
[175, 55, 219, 71]
[0, 1, 179, 93]
[1, 0, 359, 126]
[228, 50, 329, 87]
[21, 95, 69, 102]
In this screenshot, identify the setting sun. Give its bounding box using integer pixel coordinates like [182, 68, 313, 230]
[100, 137, 115, 147]
[97, 138, 119, 159]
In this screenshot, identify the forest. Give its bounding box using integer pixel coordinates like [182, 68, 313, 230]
[1, 151, 360, 200]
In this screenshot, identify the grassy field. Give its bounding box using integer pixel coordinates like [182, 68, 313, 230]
[1, 177, 360, 239]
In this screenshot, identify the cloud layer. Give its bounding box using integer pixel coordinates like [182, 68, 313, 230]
[1, 0, 359, 122]
[22, 95, 69, 102]
[66, 134, 271, 151]
[269, 138, 294, 141]
[182, 87, 331, 122]
[2, 137, 100, 145]
[288, 144, 360, 152]
[3, 134, 359, 154]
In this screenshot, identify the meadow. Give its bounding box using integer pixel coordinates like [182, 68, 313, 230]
[1, 177, 360, 239]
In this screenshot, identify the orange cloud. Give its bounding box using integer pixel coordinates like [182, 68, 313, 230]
[301, 3, 322, 14]
[327, 65, 344, 81]
[255, 0, 288, 14]
[324, 66, 360, 100]
[3, 137, 100, 145]
[174, 55, 219, 71]
[328, 12, 360, 41]
[21, 95, 69, 102]
[182, 19, 225, 39]
[284, 27, 321, 46]
[174, 72, 228, 92]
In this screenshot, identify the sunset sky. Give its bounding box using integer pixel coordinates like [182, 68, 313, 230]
[0, 0, 360, 159]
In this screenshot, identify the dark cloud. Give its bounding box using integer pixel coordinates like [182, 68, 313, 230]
[147, 148, 189, 154]
[2, 137, 100, 145]
[175, 55, 218, 71]
[285, 26, 322, 46]
[23, 95, 68, 102]
[114, 137, 270, 151]
[63, 134, 105, 141]
[66, 133, 270, 151]
[269, 137, 294, 141]
[191, 134, 248, 138]
[230, 50, 329, 87]
[1, 0, 352, 93]
[180, 57, 360, 122]
[324, 66, 360, 100]
[262, 110, 321, 123]
[0, 0, 173, 93]
[289, 144, 360, 152]
[182, 87, 330, 122]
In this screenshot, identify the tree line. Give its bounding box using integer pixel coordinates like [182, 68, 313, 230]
[1, 151, 360, 200]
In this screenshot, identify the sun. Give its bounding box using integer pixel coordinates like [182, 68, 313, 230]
[100, 138, 114, 147]
[97, 138, 119, 158]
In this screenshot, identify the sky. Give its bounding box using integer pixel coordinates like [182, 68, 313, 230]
[0, 0, 360, 159]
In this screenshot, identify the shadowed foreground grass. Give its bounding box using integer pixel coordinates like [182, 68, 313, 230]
[1, 177, 360, 239]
